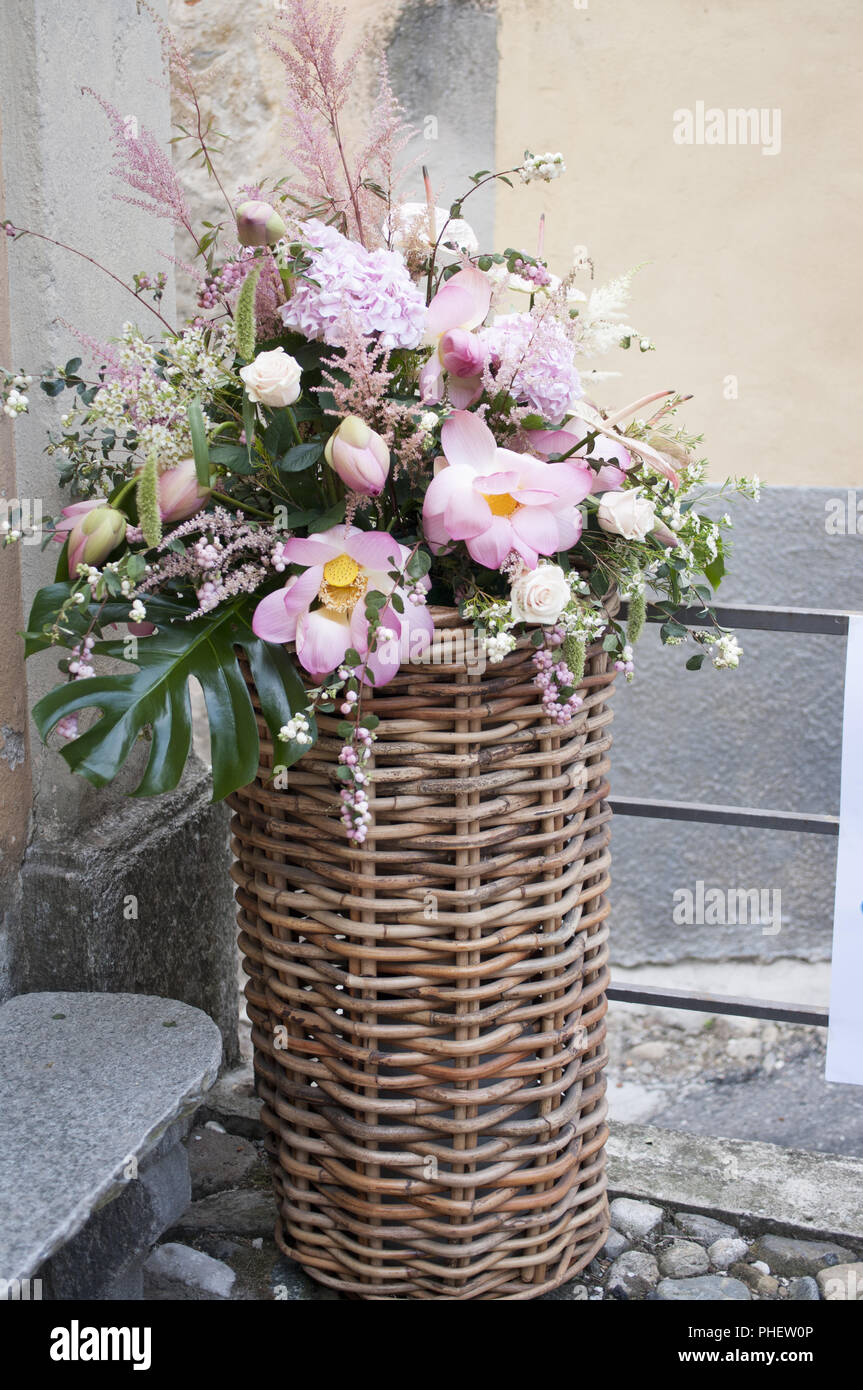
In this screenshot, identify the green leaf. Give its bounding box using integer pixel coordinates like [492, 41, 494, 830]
[23, 582, 85, 656]
[278, 442, 321, 473]
[307, 500, 345, 532]
[704, 553, 726, 592]
[262, 411, 295, 458]
[660, 619, 688, 644]
[241, 394, 256, 467]
[30, 593, 313, 800]
[188, 399, 210, 488]
[209, 444, 256, 476]
[406, 548, 431, 579]
[686, 653, 707, 670]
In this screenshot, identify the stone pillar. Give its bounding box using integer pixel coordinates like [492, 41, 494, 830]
[0, 0, 238, 1061]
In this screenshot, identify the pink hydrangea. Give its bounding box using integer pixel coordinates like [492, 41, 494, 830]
[481, 312, 582, 425]
[279, 220, 426, 350]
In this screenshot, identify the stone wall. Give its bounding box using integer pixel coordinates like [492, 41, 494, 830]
[0, 0, 238, 1058]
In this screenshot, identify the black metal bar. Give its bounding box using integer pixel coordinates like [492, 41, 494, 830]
[607, 982, 829, 1028]
[619, 600, 851, 636]
[609, 796, 839, 837]
[605, 598, 845, 1032]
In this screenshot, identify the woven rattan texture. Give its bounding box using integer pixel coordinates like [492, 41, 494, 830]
[229, 607, 616, 1299]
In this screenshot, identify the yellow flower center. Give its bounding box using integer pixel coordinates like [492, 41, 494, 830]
[319, 553, 366, 614]
[485, 491, 519, 518]
[323, 553, 360, 587]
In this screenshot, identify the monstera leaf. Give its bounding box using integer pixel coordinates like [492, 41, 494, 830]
[27, 587, 313, 799]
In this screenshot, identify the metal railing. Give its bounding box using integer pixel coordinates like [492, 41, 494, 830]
[605, 601, 851, 1029]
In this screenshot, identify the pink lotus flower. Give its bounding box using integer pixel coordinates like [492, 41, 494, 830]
[422, 410, 593, 570]
[324, 417, 390, 496]
[157, 458, 211, 523]
[420, 267, 491, 408]
[54, 500, 127, 572]
[252, 525, 433, 684]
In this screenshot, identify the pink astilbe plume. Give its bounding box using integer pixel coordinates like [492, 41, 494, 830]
[319, 321, 426, 478]
[254, 257, 286, 341]
[84, 89, 193, 235]
[352, 58, 418, 236]
[58, 319, 141, 383]
[158, 250, 207, 289]
[269, 2, 414, 247]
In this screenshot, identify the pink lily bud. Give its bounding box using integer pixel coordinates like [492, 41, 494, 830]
[324, 417, 390, 496]
[235, 200, 288, 248]
[157, 458, 211, 523]
[66, 505, 126, 574]
[439, 328, 486, 379]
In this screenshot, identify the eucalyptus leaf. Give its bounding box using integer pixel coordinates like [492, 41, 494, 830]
[278, 442, 321, 473]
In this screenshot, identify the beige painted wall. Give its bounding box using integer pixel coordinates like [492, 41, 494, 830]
[170, 0, 863, 486]
[496, 0, 862, 486]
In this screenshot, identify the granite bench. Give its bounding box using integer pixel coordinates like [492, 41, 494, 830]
[0, 992, 222, 1300]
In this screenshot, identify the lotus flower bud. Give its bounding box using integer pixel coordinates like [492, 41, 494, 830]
[235, 200, 288, 248]
[439, 328, 486, 379]
[324, 417, 390, 496]
[157, 458, 211, 524]
[66, 505, 126, 574]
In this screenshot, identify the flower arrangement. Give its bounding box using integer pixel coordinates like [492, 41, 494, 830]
[3, 1, 756, 841]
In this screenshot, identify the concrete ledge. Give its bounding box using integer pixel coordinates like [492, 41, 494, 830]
[0, 992, 222, 1288]
[608, 1121, 863, 1248]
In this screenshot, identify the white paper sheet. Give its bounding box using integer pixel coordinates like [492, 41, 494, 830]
[825, 612, 863, 1085]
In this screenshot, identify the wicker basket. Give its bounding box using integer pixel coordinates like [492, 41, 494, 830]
[229, 602, 617, 1300]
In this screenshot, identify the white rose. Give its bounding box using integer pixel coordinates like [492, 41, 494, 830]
[239, 347, 302, 407]
[596, 488, 656, 541]
[510, 564, 571, 625]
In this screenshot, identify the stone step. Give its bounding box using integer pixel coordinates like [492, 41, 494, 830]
[0, 992, 222, 1299]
